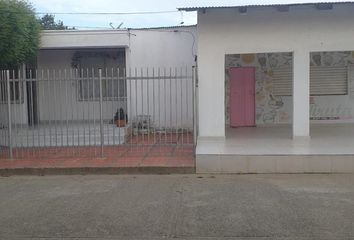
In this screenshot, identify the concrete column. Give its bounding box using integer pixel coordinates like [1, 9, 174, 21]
[292, 49, 310, 139]
[197, 52, 225, 139]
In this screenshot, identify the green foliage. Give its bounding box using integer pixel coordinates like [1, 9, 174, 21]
[0, 0, 40, 69]
[38, 14, 74, 30]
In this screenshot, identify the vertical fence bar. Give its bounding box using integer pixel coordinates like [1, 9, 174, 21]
[0, 72, 3, 156]
[105, 68, 109, 146]
[75, 69, 80, 155]
[192, 66, 197, 145]
[163, 68, 167, 145]
[59, 69, 63, 148]
[88, 69, 92, 151]
[87, 68, 91, 150]
[64, 69, 69, 152]
[116, 68, 120, 145]
[70, 69, 74, 155]
[134, 68, 138, 147]
[158, 68, 161, 145]
[112, 68, 116, 146]
[36, 69, 40, 152]
[103, 68, 106, 147]
[52, 69, 58, 152]
[170, 68, 173, 145]
[91, 68, 96, 156]
[81, 69, 86, 148]
[0, 71, 3, 158]
[1, 71, 7, 158]
[29, 70, 33, 153]
[123, 68, 126, 146]
[186, 68, 190, 144]
[123, 68, 127, 143]
[40, 70, 45, 152]
[175, 68, 179, 145]
[99, 69, 104, 157]
[152, 68, 156, 144]
[181, 67, 185, 146]
[6, 70, 13, 159]
[12, 71, 18, 158]
[29, 70, 35, 156]
[18, 69, 23, 157]
[147, 68, 150, 145]
[128, 68, 132, 149]
[46, 70, 50, 151]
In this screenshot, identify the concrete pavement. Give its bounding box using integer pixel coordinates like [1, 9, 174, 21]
[0, 174, 354, 239]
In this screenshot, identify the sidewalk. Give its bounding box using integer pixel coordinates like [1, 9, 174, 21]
[0, 174, 354, 239]
[0, 145, 195, 175]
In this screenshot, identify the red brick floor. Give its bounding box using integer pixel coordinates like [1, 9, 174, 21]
[0, 133, 195, 171]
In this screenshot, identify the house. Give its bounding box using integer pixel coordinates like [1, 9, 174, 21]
[0, 25, 197, 150]
[179, 1, 354, 173]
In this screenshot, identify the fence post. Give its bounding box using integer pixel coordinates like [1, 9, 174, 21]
[6, 70, 13, 159]
[192, 66, 198, 145]
[99, 69, 104, 157]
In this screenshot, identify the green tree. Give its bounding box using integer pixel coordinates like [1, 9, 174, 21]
[0, 0, 40, 69]
[38, 14, 74, 30]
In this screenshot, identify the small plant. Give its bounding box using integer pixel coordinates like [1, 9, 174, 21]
[114, 108, 127, 127]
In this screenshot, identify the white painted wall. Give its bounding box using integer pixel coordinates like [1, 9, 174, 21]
[126, 27, 197, 128]
[40, 30, 130, 49]
[35, 26, 197, 128]
[197, 3, 354, 137]
[127, 27, 196, 68]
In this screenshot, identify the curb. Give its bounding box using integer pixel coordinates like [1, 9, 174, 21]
[0, 166, 196, 176]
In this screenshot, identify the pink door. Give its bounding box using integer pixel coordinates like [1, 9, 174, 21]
[229, 67, 255, 127]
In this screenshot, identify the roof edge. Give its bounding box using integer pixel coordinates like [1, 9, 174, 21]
[128, 24, 196, 31]
[41, 25, 197, 34]
[178, 1, 354, 11]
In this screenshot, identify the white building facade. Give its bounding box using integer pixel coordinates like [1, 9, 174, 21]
[180, 2, 354, 173]
[1, 26, 197, 127]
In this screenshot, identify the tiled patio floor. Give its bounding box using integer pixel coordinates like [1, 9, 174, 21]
[0, 133, 195, 173]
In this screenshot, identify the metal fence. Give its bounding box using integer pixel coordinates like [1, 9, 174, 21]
[0, 67, 197, 160]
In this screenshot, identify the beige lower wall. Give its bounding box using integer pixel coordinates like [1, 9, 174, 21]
[197, 154, 354, 173]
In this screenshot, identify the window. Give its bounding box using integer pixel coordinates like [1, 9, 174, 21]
[272, 66, 348, 96]
[349, 65, 354, 98]
[272, 66, 293, 96]
[310, 66, 347, 95]
[74, 50, 126, 101]
[78, 70, 126, 101]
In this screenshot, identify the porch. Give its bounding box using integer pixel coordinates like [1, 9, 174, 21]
[197, 124, 354, 173]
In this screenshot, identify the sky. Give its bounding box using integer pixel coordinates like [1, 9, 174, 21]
[29, 0, 351, 29]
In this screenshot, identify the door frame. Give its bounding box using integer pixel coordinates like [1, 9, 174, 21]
[229, 66, 256, 127]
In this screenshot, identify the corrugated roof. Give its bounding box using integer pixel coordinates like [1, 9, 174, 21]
[128, 25, 196, 30]
[178, 1, 354, 11]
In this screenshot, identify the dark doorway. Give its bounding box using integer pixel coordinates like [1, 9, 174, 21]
[26, 62, 38, 126]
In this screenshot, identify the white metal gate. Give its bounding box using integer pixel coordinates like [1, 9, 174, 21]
[0, 67, 197, 161]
